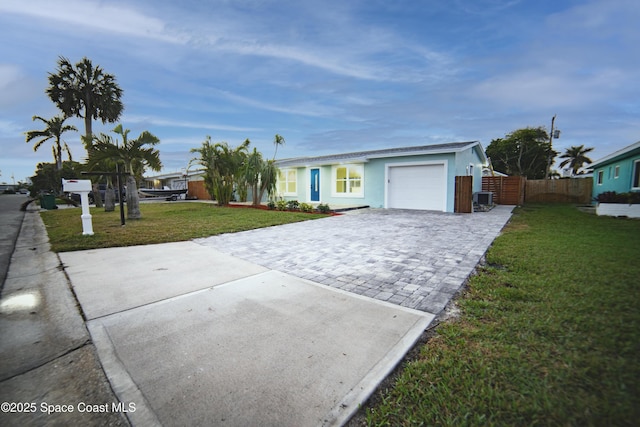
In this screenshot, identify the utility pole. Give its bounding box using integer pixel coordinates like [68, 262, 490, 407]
[546, 115, 556, 179]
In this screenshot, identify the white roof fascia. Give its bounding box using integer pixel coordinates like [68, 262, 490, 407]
[589, 141, 640, 168]
[278, 141, 483, 168]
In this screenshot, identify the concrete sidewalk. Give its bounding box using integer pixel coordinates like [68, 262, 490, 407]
[59, 242, 434, 426]
[0, 202, 128, 427]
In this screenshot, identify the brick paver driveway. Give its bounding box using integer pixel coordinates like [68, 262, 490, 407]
[196, 206, 513, 314]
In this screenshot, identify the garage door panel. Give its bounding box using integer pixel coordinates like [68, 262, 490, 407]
[388, 164, 446, 211]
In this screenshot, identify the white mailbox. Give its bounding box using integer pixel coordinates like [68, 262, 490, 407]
[62, 179, 92, 192]
[62, 178, 94, 236]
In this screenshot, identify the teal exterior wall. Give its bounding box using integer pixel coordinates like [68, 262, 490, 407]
[276, 146, 485, 212]
[592, 153, 640, 197]
[453, 145, 486, 194]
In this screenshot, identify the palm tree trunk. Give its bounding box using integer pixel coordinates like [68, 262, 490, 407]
[84, 117, 104, 208]
[126, 175, 142, 219]
[104, 187, 116, 212]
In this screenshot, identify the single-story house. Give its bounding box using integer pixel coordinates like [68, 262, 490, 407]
[142, 170, 204, 190]
[590, 140, 640, 197]
[274, 141, 488, 212]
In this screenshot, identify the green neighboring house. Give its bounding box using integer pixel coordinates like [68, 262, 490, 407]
[590, 141, 640, 198]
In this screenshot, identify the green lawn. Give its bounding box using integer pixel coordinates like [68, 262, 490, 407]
[41, 202, 328, 252]
[362, 205, 640, 426]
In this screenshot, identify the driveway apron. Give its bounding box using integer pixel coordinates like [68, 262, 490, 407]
[196, 206, 514, 314]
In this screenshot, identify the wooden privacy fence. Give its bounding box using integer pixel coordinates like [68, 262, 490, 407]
[525, 178, 593, 203]
[188, 180, 213, 200]
[482, 176, 593, 205]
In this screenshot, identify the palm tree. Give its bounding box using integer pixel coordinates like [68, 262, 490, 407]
[190, 138, 249, 206]
[47, 56, 124, 207]
[25, 115, 76, 171]
[47, 56, 124, 145]
[559, 145, 594, 176]
[88, 125, 162, 219]
[244, 147, 264, 206]
[273, 134, 285, 160]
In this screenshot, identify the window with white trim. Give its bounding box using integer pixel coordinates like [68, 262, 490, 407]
[614, 165, 620, 179]
[633, 160, 640, 189]
[277, 169, 297, 195]
[333, 164, 363, 196]
[597, 170, 604, 185]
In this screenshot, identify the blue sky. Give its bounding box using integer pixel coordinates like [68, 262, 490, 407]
[1, 0, 638, 183]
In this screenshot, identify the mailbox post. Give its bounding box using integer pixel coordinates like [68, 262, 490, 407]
[62, 179, 94, 235]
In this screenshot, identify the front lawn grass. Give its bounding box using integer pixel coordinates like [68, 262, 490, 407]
[363, 204, 640, 426]
[41, 202, 329, 252]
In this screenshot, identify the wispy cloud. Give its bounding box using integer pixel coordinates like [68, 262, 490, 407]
[0, 0, 188, 44]
[124, 115, 261, 133]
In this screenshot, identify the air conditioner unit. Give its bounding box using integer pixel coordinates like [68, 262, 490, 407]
[473, 191, 493, 206]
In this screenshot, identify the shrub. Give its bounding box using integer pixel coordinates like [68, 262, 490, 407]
[316, 203, 331, 214]
[276, 200, 288, 211]
[596, 191, 640, 204]
[286, 200, 300, 211]
[267, 200, 276, 210]
[299, 202, 313, 213]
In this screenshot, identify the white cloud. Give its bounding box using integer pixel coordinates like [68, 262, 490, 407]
[124, 115, 261, 133]
[0, 0, 188, 44]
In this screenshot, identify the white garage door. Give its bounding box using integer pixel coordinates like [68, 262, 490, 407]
[387, 164, 446, 211]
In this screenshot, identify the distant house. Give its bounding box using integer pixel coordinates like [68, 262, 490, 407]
[142, 170, 204, 190]
[590, 141, 640, 197]
[274, 141, 487, 212]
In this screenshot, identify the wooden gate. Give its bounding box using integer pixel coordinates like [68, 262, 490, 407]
[482, 176, 525, 205]
[454, 176, 473, 213]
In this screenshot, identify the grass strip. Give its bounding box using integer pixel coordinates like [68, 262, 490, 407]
[41, 202, 328, 252]
[364, 204, 640, 426]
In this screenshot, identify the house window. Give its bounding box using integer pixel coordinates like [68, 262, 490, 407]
[277, 169, 297, 195]
[633, 160, 640, 189]
[614, 165, 620, 179]
[597, 170, 604, 185]
[333, 164, 363, 196]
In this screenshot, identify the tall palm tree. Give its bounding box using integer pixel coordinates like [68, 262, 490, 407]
[88, 125, 162, 219]
[273, 134, 285, 160]
[47, 56, 124, 207]
[559, 145, 594, 176]
[25, 115, 77, 171]
[47, 56, 124, 145]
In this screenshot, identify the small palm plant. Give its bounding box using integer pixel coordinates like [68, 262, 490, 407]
[25, 115, 77, 170]
[88, 124, 162, 219]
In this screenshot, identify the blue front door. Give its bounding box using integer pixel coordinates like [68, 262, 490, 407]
[310, 169, 320, 202]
